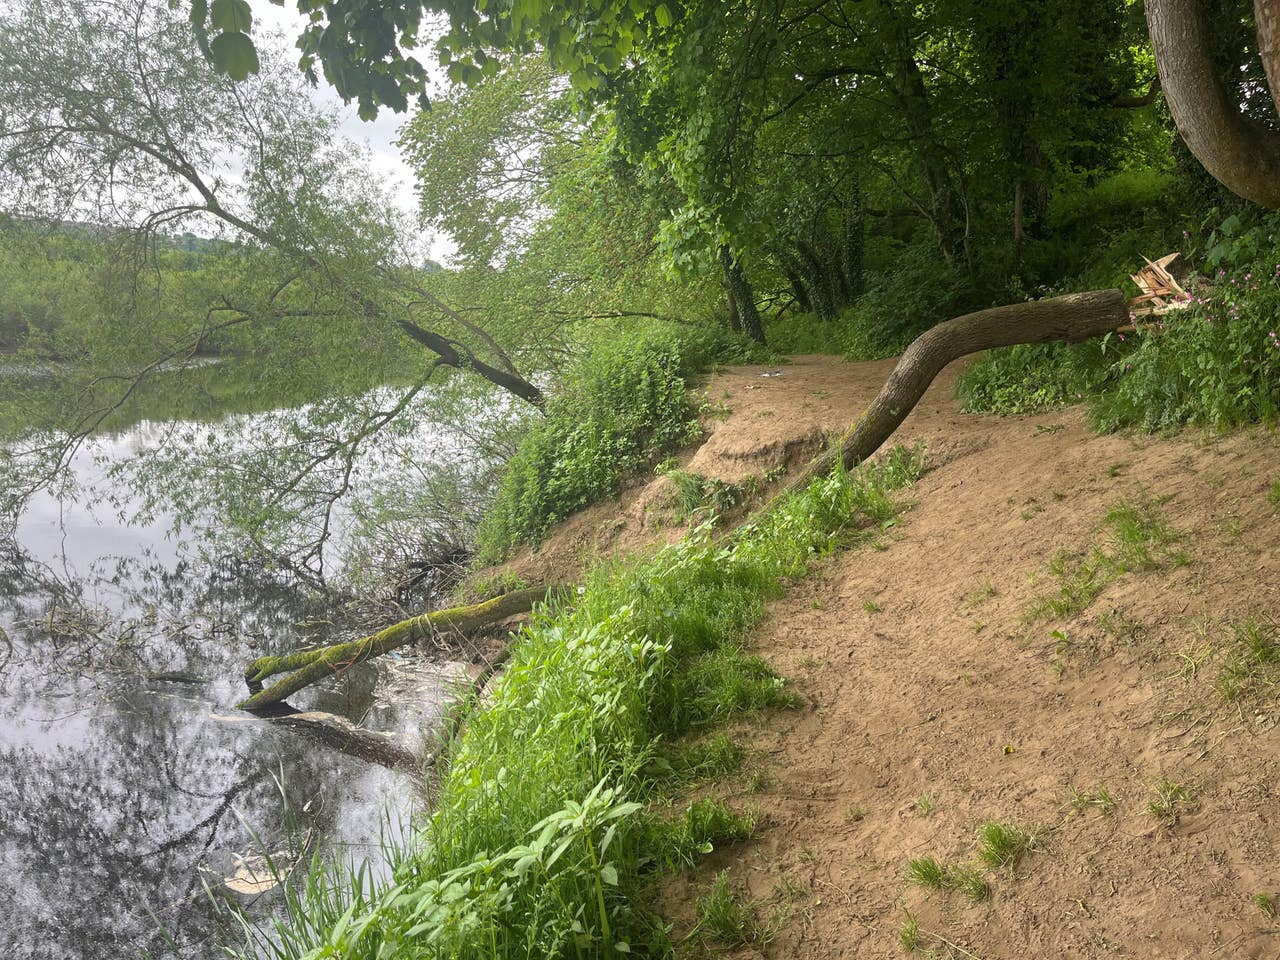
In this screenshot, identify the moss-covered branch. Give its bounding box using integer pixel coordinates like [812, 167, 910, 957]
[237, 586, 561, 712]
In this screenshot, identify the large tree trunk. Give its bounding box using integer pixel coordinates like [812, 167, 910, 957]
[774, 289, 1128, 499]
[776, 250, 814, 313]
[238, 586, 559, 711]
[1147, 0, 1280, 209]
[719, 246, 766, 344]
[795, 239, 839, 323]
[1258, 0, 1280, 117]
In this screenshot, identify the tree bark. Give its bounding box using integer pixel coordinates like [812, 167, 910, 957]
[719, 246, 766, 344]
[773, 289, 1128, 500]
[238, 586, 560, 711]
[794, 239, 838, 322]
[777, 252, 813, 313]
[1257, 0, 1280, 116]
[1147, 0, 1280, 209]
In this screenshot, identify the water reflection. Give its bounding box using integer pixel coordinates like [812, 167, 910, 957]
[0, 438, 447, 960]
[0, 539, 421, 959]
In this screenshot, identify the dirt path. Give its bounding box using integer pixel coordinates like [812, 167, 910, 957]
[649, 355, 1280, 959]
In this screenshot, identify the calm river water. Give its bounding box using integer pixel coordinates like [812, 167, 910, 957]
[0, 416, 464, 958]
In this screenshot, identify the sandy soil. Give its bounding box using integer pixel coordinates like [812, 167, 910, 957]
[498, 352, 1280, 959]
[634, 355, 1280, 960]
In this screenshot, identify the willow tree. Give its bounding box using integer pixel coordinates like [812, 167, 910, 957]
[0, 0, 556, 573]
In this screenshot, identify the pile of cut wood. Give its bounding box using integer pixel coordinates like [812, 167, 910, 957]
[1129, 252, 1191, 317]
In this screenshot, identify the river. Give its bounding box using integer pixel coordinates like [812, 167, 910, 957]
[0, 406, 481, 958]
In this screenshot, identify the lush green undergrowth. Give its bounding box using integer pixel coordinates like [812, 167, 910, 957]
[961, 209, 1280, 431]
[226, 445, 924, 960]
[475, 324, 763, 563]
[765, 244, 972, 361]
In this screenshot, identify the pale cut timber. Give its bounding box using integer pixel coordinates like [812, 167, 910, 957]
[1130, 253, 1189, 310]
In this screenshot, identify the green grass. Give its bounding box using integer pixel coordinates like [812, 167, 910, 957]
[1216, 616, 1280, 702]
[695, 870, 756, 946]
[662, 734, 743, 784]
[1027, 499, 1186, 622]
[1069, 782, 1116, 816]
[897, 910, 922, 952]
[975, 820, 1036, 871]
[1147, 779, 1195, 823]
[654, 798, 757, 871]
[906, 857, 990, 901]
[1253, 892, 1277, 920]
[222, 447, 925, 959]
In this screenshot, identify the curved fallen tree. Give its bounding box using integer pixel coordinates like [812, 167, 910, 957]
[237, 289, 1128, 714]
[238, 586, 562, 712]
[774, 288, 1128, 500]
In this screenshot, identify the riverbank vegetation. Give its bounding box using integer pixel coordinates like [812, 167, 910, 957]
[4, 0, 1277, 572]
[6, 0, 1280, 955]
[218, 446, 924, 959]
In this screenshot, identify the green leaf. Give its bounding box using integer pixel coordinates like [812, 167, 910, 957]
[654, 4, 673, 27]
[210, 0, 252, 33]
[599, 863, 619, 886]
[570, 69, 599, 92]
[209, 30, 260, 81]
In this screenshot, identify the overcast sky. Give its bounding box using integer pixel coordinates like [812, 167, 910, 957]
[255, 4, 455, 261]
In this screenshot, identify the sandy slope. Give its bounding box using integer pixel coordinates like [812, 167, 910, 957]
[499, 353, 1280, 958]
[657, 356, 1280, 960]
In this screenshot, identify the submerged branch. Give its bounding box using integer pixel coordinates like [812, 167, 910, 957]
[237, 586, 562, 712]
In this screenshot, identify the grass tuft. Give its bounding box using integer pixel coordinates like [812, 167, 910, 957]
[1069, 782, 1116, 816]
[1147, 779, 1195, 823]
[663, 734, 743, 784]
[906, 856, 948, 890]
[906, 857, 990, 902]
[1216, 616, 1280, 702]
[975, 820, 1035, 871]
[697, 870, 755, 946]
[1254, 892, 1277, 920]
[1027, 499, 1186, 622]
[897, 909, 922, 952]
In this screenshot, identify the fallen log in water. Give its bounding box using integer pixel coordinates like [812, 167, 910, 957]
[237, 585, 562, 712]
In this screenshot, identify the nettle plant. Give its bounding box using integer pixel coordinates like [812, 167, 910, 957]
[1092, 261, 1280, 432]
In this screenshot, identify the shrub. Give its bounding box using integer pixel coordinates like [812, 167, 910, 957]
[957, 341, 1108, 415]
[1091, 267, 1280, 431]
[762, 311, 848, 355]
[475, 324, 761, 561]
[844, 243, 973, 360]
